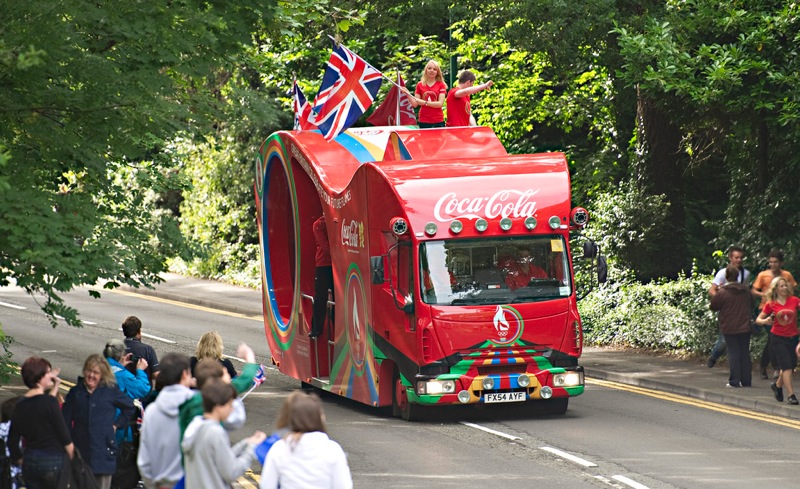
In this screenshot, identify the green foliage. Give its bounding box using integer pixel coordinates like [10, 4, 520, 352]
[173, 135, 262, 288]
[580, 183, 675, 280]
[615, 1, 800, 273]
[579, 267, 718, 353]
[0, 0, 276, 325]
[0, 331, 15, 384]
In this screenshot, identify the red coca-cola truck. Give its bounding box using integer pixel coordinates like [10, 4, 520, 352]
[255, 126, 588, 420]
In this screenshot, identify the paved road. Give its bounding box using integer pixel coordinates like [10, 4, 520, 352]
[3, 277, 800, 488]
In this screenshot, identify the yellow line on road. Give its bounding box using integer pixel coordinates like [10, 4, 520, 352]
[587, 378, 800, 430]
[105, 288, 262, 322]
[237, 469, 260, 488]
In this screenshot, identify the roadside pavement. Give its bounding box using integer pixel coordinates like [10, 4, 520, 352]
[3, 273, 797, 423]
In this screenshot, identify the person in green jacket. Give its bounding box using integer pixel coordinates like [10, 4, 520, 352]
[178, 342, 260, 439]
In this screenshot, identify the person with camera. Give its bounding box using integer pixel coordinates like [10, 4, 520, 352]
[122, 316, 160, 387]
[104, 339, 151, 404]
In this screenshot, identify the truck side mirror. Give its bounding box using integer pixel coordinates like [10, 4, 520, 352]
[583, 241, 599, 259]
[370, 256, 385, 284]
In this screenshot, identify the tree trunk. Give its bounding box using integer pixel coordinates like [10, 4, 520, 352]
[757, 111, 769, 193]
[632, 86, 689, 280]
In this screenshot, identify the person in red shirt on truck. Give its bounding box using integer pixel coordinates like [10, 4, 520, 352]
[404, 60, 447, 129]
[311, 215, 333, 339]
[445, 70, 493, 127]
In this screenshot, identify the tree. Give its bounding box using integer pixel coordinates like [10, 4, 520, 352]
[615, 1, 800, 271]
[0, 0, 276, 326]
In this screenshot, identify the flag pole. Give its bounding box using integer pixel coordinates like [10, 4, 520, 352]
[395, 69, 401, 125]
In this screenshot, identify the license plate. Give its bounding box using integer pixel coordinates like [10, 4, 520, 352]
[484, 392, 525, 403]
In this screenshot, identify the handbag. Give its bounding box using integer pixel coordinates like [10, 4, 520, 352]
[110, 438, 139, 489]
[58, 449, 100, 489]
[110, 402, 142, 489]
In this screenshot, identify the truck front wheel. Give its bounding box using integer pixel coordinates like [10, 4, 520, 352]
[393, 372, 425, 421]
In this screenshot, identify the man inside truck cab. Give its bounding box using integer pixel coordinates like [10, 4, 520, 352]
[504, 248, 548, 290]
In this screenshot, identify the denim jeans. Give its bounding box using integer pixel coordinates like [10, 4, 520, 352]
[710, 332, 727, 361]
[22, 450, 66, 489]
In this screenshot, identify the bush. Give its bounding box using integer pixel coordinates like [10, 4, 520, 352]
[579, 264, 719, 354]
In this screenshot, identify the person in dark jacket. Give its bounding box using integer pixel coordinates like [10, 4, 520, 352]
[62, 354, 135, 489]
[710, 265, 755, 388]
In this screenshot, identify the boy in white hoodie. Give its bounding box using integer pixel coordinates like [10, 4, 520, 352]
[137, 353, 194, 489]
[182, 380, 265, 489]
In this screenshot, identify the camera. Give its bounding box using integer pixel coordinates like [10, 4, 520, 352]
[126, 353, 141, 374]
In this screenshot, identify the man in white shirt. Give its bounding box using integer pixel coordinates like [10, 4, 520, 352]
[707, 246, 751, 368]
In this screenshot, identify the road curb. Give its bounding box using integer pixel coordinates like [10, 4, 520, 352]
[115, 284, 263, 318]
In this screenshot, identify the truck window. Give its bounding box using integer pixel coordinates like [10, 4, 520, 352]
[420, 236, 572, 306]
[387, 240, 413, 302]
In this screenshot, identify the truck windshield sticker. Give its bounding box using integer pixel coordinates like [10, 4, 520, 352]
[550, 239, 564, 252]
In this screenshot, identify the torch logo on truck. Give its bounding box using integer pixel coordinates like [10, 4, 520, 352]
[492, 305, 523, 345]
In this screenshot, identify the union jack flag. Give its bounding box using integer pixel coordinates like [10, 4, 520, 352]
[293, 80, 316, 131]
[311, 43, 383, 141]
[252, 364, 266, 388]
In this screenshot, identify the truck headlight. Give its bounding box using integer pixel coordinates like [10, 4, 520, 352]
[416, 380, 456, 395]
[553, 371, 584, 387]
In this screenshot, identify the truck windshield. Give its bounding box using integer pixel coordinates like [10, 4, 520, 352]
[420, 236, 572, 306]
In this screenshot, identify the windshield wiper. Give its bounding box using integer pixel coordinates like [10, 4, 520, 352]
[450, 297, 509, 305]
[510, 294, 564, 303]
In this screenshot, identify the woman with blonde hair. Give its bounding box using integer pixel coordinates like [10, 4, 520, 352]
[756, 276, 800, 405]
[405, 59, 447, 128]
[191, 331, 237, 379]
[259, 391, 352, 489]
[62, 354, 135, 489]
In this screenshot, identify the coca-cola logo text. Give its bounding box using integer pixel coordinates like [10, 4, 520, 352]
[341, 220, 364, 248]
[433, 189, 540, 222]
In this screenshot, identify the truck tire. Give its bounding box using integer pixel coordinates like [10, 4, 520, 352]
[393, 371, 425, 421]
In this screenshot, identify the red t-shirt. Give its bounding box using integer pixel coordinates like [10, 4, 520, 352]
[415, 81, 446, 124]
[762, 296, 800, 337]
[313, 216, 331, 267]
[504, 264, 547, 290]
[445, 87, 471, 127]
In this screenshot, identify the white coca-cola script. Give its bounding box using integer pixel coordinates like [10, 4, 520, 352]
[341, 220, 363, 248]
[433, 189, 540, 222]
